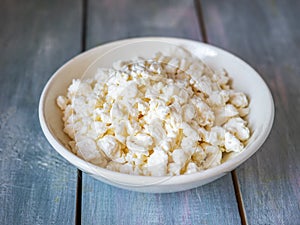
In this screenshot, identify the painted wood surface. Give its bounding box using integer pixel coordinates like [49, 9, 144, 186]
[86, 0, 201, 47]
[81, 1, 241, 225]
[0, 0, 82, 224]
[202, 0, 300, 224]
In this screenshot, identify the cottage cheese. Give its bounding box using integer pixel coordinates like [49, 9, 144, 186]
[57, 49, 250, 176]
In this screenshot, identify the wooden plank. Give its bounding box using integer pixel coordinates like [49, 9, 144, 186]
[81, 0, 241, 224]
[86, 0, 201, 46]
[0, 0, 82, 224]
[82, 176, 240, 225]
[202, 0, 300, 224]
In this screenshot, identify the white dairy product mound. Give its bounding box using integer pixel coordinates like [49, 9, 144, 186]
[57, 48, 250, 176]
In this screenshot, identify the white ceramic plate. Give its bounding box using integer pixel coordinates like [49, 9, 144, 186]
[39, 37, 274, 193]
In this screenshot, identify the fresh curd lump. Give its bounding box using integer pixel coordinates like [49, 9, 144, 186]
[57, 49, 250, 176]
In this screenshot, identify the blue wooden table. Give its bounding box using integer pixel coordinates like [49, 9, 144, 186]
[1, 1, 299, 224]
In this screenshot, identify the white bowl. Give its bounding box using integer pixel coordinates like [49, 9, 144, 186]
[39, 37, 274, 193]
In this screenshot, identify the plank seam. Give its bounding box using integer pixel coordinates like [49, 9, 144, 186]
[76, 0, 88, 224]
[75, 170, 82, 225]
[81, 0, 88, 52]
[193, 1, 248, 224]
[194, 0, 208, 43]
[231, 171, 248, 225]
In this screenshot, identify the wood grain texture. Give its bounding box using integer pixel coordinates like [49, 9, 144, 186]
[86, 0, 201, 47]
[82, 176, 240, 225]
[81, 0, 241, 224]
[0, 0, 82, 224]
[201, 0, 300, 224]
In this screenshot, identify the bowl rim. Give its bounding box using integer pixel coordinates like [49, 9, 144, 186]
[39, 37, 275, 187]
